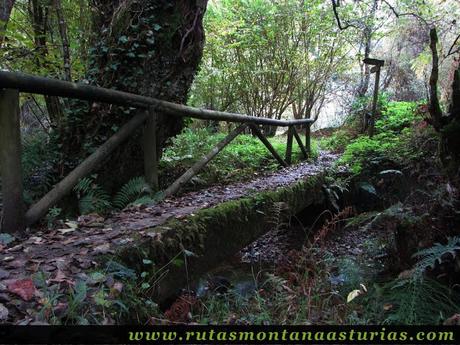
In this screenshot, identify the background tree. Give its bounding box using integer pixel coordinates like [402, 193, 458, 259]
[190, 0, 349, 135]
[0, 0, 15, 46]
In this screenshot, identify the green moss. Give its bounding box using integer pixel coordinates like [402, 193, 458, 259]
[113, 173, 326, 302]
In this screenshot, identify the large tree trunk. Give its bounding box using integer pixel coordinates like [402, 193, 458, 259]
[61, 0, 208, 191]
[0, 0, 15, 47]
[428, 28, 460, 180]
[441, 64, 460, 179]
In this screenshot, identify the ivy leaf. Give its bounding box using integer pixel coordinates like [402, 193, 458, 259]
[153, 24, 161, 31]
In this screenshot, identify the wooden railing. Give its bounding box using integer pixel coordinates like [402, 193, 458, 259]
[0, 71, 313, 234]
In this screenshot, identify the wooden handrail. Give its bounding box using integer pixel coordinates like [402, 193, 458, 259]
[0, 71, 314, 127]
[0, 70, 314, 233]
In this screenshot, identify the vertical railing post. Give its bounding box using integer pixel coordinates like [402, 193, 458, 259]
[305, 123, 311, 156]
[369, 66, 381, 138]
[143, 106, 159, 192]
[285, 126, 294, 165]
[0, 89, 25, 234]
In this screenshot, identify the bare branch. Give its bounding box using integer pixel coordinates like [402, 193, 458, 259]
[331, 0, 359, 31]
[380, 0, 429, 27]
[445, 33, 460, 58]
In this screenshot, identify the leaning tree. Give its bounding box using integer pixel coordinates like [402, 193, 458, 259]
[59, 0, 208, 190]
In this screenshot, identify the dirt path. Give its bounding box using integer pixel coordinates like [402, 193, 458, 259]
[0, 151, 338, 324]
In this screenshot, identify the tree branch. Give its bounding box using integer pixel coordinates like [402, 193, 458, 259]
[445, 33, 460, 58]
[331, 0, 358, 31]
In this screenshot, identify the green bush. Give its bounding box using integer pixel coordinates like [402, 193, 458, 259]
[340, 101, 424, 174]
[161, 127, 317, 184]
[21, 131, 58, 204]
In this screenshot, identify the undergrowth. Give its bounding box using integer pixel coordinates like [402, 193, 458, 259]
[161, 127, 319, 185]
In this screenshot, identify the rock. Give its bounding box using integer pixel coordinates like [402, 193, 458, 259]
[378, 169, 408, 200]
[355, 182, 380, 212]
[379, 170, 404, 179]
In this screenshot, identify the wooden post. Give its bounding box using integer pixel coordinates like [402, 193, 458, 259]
[369, 66, 381, 138]
[285, 126, 294, 165]
[305, 124, 311, 155]
[363, 58, 385, 138]
[0, 89, 25, 234]
[164, 124, 247, 198]
[249, 124, 288, 168]
[293, 129, 308, 159]
[144, 107, 159, 192]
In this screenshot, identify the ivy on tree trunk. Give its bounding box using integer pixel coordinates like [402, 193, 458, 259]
[60, 0, 208, 191]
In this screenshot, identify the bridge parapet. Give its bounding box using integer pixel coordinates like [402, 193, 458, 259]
[0, 71, 314, 234]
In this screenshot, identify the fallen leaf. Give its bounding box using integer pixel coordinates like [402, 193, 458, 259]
[0, 269, 10, 280]
[347, 289, 362, 303]
[0, 304, 8, 321]
[29, 237, 44, 245]
[57, 228, 76, 235]
[7, 279, 37, 301]
[444, 314, 460, 326]
[383, 303, 393, 311]
[110, 282, 123, 298]
[65, 221, 79, 229]
[93, 244, 111, 255]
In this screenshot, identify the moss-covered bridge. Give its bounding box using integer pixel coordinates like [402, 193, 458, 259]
[0, 71, 336, 304]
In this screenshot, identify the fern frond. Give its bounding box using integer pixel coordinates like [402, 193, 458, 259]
[381, 278, 460, 325]
[267, 202, 289, 232]
[74, 177, 112, 215]
[413, 236, 460, 274]
[129, 195, 155, 207]
[114, 177, 152, 210]
[74, 177, 94, 195]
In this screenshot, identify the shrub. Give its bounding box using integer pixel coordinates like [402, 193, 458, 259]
[161, 127, 316, 185]
[340, 101, 425, 174]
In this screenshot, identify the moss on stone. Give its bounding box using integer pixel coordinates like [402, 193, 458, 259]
[114, 173, 326, 302]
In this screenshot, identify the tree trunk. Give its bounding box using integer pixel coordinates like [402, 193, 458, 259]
[356, 0, 378, 98]
[60, 0, 208, 191]
[0, 0, 15, 47]
[53, 0, 72, 81]
[428, 28, 460, 180]
[28, 0, 64, 127]
[441, 64, 460, 179]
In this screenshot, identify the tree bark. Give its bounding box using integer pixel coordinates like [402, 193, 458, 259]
[28, 0, 64, 126]
[53, 0, 72, 81]
[61, 0, 208, 191]
[428, 28, 460, 179]
[0, 0, 15, 47]
[428, 28, 443, 131]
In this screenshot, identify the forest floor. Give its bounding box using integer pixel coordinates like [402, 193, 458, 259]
[0, 151, 339, 325]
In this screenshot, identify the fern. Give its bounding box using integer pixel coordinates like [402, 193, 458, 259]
[379, 278, 460, 325]
[113, 177, 152, 210]
[74, 177, 112, 215]
[267, 202, 290, 232]
[413, 236, 460, 274]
